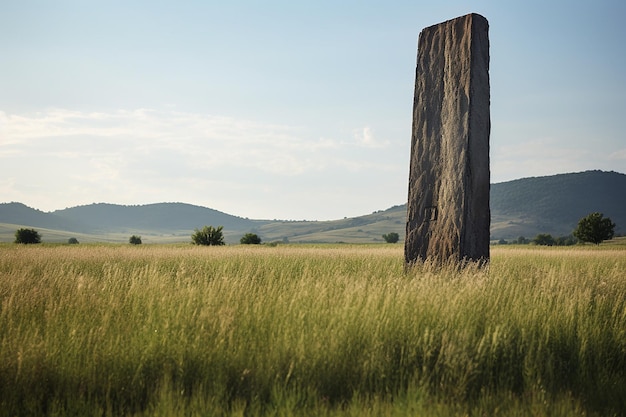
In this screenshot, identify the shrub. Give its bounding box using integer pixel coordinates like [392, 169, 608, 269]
[382, 232, 400, 243]
[516, 236, 529, 244]
[573, 212, 616, 245]
[14, 228, 41, 244]
[533, 233, 555, 246]
[192, 226, 225, 246]
[129, 235, 142, 245]
[67, 237, 79, 244]
[240, 233, 262, 245]
[555, 235, 577, 246]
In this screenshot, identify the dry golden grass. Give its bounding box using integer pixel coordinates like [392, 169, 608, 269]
[0, 243, 624, 416]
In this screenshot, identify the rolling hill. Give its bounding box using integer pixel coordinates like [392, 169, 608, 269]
[0, 202, 270, 244]
[1, 170, 624, 243]
[490, 170, 626, 240]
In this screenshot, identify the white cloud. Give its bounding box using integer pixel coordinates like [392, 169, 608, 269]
[492, 136, 626, 183]
[0, 109, 401, 177]
[352, 126, 390, 148]
[491, 137, 596, 182]
[1, 108, 313, 168]
[0, 108, 408, 218]
[608, 149, 626, 160]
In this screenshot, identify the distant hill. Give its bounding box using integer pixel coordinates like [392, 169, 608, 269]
[258, 170, 625, 242]
[1, 170, 624, 243]
[0, 202, 270, 243]
[52, 202, 267, 233]
[490, 170, 626, 240]
[0, 202, 89, 232]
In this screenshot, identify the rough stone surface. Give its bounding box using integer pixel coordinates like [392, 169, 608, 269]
[405, 13, 490, 265]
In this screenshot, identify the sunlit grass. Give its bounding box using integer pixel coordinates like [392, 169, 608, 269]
[0, 243, 625, 416]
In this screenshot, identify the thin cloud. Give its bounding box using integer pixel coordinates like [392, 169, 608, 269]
[1, 109, 397, 177]
[0, 108, 408, 217]
[352, 126, 390, 148]
[492, 137, 592, 182]
[608, 149, 626, 160]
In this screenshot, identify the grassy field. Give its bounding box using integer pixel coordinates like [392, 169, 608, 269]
[0, 243, 625, 416]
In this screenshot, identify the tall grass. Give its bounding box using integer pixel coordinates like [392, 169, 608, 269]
[0, 243, 625, 416]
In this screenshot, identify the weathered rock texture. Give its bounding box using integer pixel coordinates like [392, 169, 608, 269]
[405, 13, 490, 265]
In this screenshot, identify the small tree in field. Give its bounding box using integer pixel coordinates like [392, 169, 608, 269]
[516, 236, 529, 245]
[129, 235, 142, 245]
[533, 233, 555, 246]
[240, 233, 262, 244]
[14, 228, 41, 244]
[192, 225, 225, 246]
[573, 212, 615, 245]
[67, 237, 79, 244]
[382, 232, 399, 243]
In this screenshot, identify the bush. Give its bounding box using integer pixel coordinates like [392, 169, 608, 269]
[533, 233, 555, 246]
[240, 233, 262, 245]
[129, 235, 142, 245]
[382, 232, 400, 243]
[555, 235, 577, 246]
[192, 226, 225, 246]
[573, 212, 616, 245]
[67, 237, 79, 244]
[14, 228, 41, 244]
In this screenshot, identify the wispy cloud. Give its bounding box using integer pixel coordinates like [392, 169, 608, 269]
[608, 149, 626, 161]
[1, 108, 333, 172]
[491, 137, 595, 182]
[492, 136, 626, 183]
[0, 108, 407, 218]
[352, 126, 390, 148]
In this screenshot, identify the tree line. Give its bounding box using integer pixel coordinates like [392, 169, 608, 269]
[497, 212, 616, 246]
[13, 226, 263, 246]
[12, 212, 616, 246]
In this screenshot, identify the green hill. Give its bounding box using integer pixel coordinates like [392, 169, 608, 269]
[52, 202, 267, 233]
[0, 202, 269, 244]
[253, 205, 406, 244]
[1, 170, 624, 243]
[490, 170, 626, 240]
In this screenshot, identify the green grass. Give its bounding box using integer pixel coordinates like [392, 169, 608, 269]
[1, 244, 625, 416]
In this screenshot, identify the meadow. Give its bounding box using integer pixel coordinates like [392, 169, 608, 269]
[0, 243, 625, 416]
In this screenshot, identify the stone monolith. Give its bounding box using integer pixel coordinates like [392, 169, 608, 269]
[405, 13, 490, 266]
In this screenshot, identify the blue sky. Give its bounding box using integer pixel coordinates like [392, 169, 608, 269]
[1, 0, 625, 220]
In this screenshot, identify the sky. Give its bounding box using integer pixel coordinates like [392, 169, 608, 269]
[1, 0, 625, 220]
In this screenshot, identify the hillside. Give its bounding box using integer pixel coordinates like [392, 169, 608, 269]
[0, 202, 88, 232]
[0, 202, 269, 243]
[253, 205, 406, 244]
[52, 203, 267, 233]
[1, 170, 624, 243]
[490, 170, 626, 240]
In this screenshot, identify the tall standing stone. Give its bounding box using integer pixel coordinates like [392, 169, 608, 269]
[405, 13, 490, 266]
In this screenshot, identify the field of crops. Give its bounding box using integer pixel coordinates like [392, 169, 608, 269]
[1, 243, 625, 416]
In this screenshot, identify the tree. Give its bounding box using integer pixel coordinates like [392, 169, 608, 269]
[573, 212, 615, 245]
[129, 235, 142, 245]
[240, 233, 262, 244]
[192, 225, 225, 246]
[14, 228, 41, 244]
[67, 237, 79, 244]
[533, 233, 555, 246]
[555, 235, 577, 246]
[382, 232, 400, 243]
